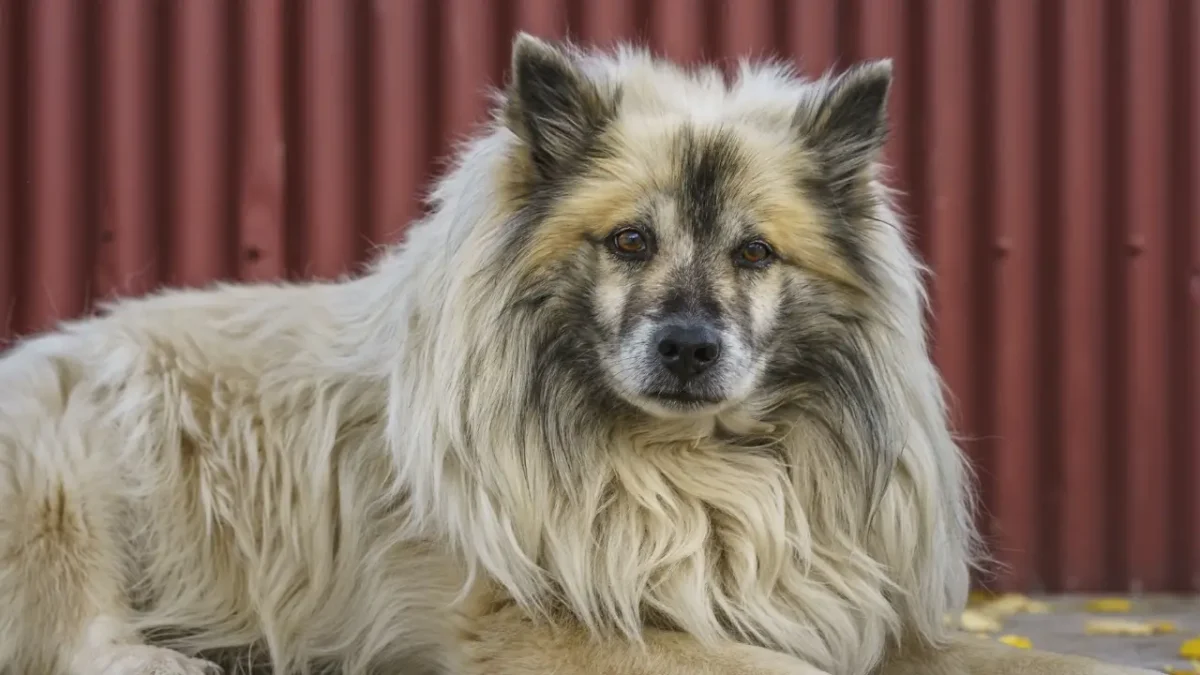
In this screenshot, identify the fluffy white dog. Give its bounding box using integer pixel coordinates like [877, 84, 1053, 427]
[0, 33, 1153, 675]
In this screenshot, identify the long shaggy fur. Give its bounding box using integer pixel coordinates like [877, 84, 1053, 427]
[0, 36, 989, 675]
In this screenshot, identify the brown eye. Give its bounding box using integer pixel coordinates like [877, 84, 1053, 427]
[737, 240, 774, 267]
[609, 227, 652, 260]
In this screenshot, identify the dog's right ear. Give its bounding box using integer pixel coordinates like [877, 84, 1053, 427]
[503, 33, 613, 180]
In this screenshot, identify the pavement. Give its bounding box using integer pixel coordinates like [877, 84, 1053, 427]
[953, 594, 1200, 673]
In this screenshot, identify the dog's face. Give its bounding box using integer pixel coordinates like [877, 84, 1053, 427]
[500, 36, 892, 419]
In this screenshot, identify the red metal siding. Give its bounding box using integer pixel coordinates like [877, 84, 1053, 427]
[1057, 0, 1111, 592]
[0, 0, 1197, 594]
[0, 0, 14, 336]
[1188, 0, 1200, 591]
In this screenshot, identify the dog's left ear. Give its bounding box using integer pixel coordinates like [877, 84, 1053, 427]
[503, 33, 614, 180]
[793, 59, 893, 185]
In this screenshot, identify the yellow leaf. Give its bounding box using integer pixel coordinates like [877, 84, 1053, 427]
[1024, 600, 1052, 614]
[967, 589, 998, 608]
[982, 594, 1035, 618]
[998, 635, 1033, 649]
[1180, 638, 1200, 660]
[1153, 621, 1179, 634]
[973, 593, 1053, 618]
[1086, 598, 1133, 613]
[959, 609, 1003, 633]
[1084, 619, 1156, 636]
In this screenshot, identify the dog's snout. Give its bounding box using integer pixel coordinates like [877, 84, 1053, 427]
[655, 323, 722, 380]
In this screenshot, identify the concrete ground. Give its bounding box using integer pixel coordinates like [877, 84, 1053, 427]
[959, 594, 1200, 673]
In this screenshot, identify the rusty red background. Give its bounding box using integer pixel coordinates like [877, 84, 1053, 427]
[1, 0, 1198, 594]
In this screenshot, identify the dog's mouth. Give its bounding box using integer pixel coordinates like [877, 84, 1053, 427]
[642, 389, 725, 408]
[627, 387, 731, 419]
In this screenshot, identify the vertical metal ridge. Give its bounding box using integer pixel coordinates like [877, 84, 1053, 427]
[279, 0, 303, 279]
[989, 0, 1041, 591]
[1163, 0, 1189, 592]
[922, 0, 994, 578]
[650, 0, 707, 64]
[853, 0, 912, 215]
[1035, 0, 1065, 592]
[77, 0, 100, 315]
[784, 0, 838, 76]
[438, 0, 502, 167]
[1056, 0, 1110, 592]
[1122, 0, 1172, 592]
[1100, 0, 1129, 591]
[98, 0, 158, 302]
[904, 0, 930, 260]
[236, 0, 287, 282]
[1189, 0, 1200, 592]
[367, 0, 430, 249]
[578, 0, 638, 47]
[717, 0, 776, 64]
[514, 0, 569, 40]
[169, 0, 231, 287]
[26, 0, 88, 335]
[299, 0, 360, 280]
[1176, 0, 1200, 591]
[0, 0, 17, 345]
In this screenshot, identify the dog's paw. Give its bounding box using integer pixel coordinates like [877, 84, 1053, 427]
[74, 645, 221, 675]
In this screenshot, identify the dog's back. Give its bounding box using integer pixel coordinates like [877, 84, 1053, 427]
[0, 281, 460, 674]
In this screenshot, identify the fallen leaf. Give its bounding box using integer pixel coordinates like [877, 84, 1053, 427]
[1086, 597, 1133, 613]
[970, 593, 1052, 619]
[959, 609, 1003, 633]
[1084, 619, 1157, 636]
[997, 635, 1033, 649]
[1180, 638, 1200, 660]
[981, 594, 1037, 618]
[1024, 600, 1052, 614]
[968, 589, 999, 608]
[1154, 621, 1179, 634]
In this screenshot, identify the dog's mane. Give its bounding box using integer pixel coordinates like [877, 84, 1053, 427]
[346, 40, 982, 675]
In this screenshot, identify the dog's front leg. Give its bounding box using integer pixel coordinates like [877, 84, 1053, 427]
[450, 604, 829, 675]
[877, 634, 1159, 675]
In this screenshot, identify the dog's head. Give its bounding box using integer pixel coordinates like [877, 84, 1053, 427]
[497, 34, 895, 420]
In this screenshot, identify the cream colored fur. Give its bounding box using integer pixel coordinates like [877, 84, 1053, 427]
[0, 34, 1154, 675]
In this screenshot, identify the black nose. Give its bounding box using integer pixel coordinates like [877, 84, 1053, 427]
[655, 323, 723, 380]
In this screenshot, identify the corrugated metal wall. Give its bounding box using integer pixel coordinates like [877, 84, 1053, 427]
[0, 0, 1197, 594]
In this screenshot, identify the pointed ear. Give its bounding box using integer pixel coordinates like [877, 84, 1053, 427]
[502, 33, 615, 179]
[793, 59, 893, 186]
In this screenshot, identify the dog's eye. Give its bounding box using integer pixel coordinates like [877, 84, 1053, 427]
[736, 240, 774, 268]
[608, 227, 652, 260]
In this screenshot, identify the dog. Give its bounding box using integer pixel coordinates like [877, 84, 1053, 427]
[0, 33, 1154, 675]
